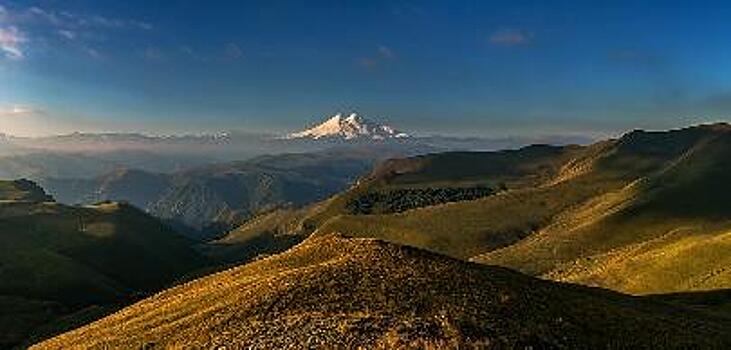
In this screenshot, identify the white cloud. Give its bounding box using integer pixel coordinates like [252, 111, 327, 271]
[0, 4, 152, 60]
[58, 29, 75, 40]
[28, 6, 62, 26]
[84, 46, 101, 58]
[0, 26, 25, 59]
[131, 20, 153, 30]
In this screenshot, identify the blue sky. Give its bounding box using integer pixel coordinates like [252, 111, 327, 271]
[1, 0, 731, 136]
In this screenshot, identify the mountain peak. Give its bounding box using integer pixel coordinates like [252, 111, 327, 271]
[288, 112, 410, 140]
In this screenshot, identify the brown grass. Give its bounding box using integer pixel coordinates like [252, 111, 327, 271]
[33, 234, 731, 349]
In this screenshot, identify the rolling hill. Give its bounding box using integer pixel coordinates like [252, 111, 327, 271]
[214, 123, 731, 295]
[33, 234, 731, 349]
[0, 180, 209, 348]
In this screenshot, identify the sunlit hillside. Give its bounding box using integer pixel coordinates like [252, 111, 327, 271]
[33, 234, 731, 349]
[224, 124, 731, 295]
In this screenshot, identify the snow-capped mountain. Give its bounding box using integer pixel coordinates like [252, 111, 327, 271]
[288, 113, 410, 140]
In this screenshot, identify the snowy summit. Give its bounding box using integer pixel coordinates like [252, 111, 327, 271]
[288, 113, 410, 140]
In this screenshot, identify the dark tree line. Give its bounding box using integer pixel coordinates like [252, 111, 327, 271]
[347, 186, 495, 215]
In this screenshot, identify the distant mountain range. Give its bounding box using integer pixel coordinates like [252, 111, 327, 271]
[0, 131, 232, 145]
[0, 112, 593, 165]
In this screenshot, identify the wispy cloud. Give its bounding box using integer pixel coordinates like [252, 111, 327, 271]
[489, 28, 532, 46]
[0, 104, 42, 117]
[178, 43, 247, 62]
[57, 29, 76, 40]
[22, 6, 152, 31]
[27, 7, 63, 26]
[131, 20, 153, 31]
[84, 46, 101, 59]
[0, 26, 25, 59]
[0, 4, 152, 60]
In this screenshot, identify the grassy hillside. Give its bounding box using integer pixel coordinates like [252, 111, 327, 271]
[214, 124, 731, 296]
[477, 125, 731, 294]
[304, 141, 628, 258]
[34, 234, 731, 349]
[0, 181, 210, 348]
[368, 144, 583, 188]
[200, 144, 592, 261]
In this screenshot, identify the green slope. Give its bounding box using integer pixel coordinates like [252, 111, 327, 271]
[307, 138, 641, 257]
[478, 126, 731, 294]
[201, 144, 592, 261]
[0, 181, 210, 348]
